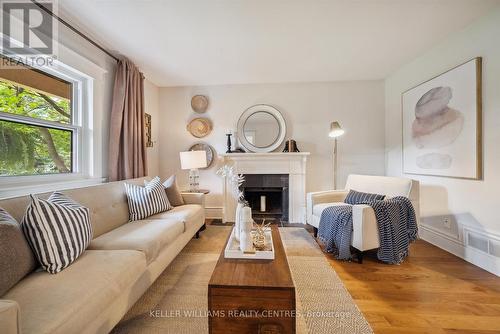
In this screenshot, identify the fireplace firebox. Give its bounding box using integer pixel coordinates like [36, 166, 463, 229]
[241, 174, 289, 223]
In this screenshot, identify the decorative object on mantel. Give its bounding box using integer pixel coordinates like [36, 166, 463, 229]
[187, 117, 212, 138]
[237, 104, 287, 153]
[144, 113, 153, 147]
[402, 57, 482, 179]
[191, 95, 209, 113]
[188, 143, 214, 168]
[329, 121, 345, 190]
[282, 139, 300, 152]
[179, 150, 207, 192]
[225, 129, 233, 153]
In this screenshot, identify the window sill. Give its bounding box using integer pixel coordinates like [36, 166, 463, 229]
[0, 176, 106, 199]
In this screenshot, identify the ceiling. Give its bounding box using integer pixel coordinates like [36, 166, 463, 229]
[59, 0, 500, 87]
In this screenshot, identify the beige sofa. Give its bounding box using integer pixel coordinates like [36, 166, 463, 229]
[0, 177, 205, 334]
[307, 174, 419, 254]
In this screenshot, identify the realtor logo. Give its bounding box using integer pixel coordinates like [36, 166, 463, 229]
[1, 0, 55, 55]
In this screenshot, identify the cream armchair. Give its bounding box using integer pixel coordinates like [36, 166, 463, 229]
[306, 174, 419, 261]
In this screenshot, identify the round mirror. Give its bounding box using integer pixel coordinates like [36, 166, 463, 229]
[237, 105, 286, 153]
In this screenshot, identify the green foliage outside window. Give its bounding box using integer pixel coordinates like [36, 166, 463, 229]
[0, 80, 73, 176]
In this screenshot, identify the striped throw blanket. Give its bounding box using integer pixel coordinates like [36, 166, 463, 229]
[318, 196, 418, 264]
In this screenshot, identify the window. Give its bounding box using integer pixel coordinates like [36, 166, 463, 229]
[0, 61, 77, 177]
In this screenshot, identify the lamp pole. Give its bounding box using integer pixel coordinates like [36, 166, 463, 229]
[333, 137, 338, 190]
[329, 121, 344, 190]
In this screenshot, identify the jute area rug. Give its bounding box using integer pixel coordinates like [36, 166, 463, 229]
[111, 226, 372, 334]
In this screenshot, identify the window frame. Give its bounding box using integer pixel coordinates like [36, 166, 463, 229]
[0, 57, 93, 185]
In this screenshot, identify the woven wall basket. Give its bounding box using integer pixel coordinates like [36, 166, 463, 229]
[191, 95, 209, 113]
[187, 118, 213, 138]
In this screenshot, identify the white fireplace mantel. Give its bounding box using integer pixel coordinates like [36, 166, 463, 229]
[220, 152, 310, 224]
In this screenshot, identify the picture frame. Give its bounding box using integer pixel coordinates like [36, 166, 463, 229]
[401, 57, 482, 179]
[145, 113, 153, 148]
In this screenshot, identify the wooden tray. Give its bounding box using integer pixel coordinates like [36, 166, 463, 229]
[224, 227, 274, 260]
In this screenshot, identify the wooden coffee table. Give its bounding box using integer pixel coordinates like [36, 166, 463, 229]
[208, 226, 296, 334]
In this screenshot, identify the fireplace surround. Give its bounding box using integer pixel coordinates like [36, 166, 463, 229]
[221, 152, 309, 224]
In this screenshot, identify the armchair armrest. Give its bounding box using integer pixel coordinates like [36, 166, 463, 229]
[352, 204, 379, 251]
[0, 300, 20, 334]
[181, 192, 206, 207]
[306, 190, 348, 225]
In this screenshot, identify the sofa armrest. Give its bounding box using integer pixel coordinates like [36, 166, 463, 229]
[306, 190, 348, 225]
[0, 300, 20, 334]
[352, 204, 379, 251]
[181, 192, 206, 207]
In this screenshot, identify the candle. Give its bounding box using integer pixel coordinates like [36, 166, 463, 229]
[225, 129, 233, 135]
[260, 196, 266, 212]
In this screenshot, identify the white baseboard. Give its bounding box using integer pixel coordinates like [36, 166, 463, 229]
[205, 207, 223, 219]
[420, 224, 500, 277]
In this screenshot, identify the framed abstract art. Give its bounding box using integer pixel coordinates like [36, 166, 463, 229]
[402, 57, 482, 179]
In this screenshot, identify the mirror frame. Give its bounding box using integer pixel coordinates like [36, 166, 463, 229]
[237, 104, 286, 153]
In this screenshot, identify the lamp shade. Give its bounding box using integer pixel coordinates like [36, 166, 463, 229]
[329, 121, 345, 138]
[179, 151, 207, 169]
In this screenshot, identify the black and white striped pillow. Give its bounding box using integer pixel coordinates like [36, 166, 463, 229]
[344, 189, 385, 205]
[21, 192, 93, 274]
[124, 176, 172, 221]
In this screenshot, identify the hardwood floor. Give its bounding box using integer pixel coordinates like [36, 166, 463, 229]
[205, 220, 500, 333]
[327, 240, 500, 334]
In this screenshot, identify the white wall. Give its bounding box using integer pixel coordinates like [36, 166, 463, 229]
[158, 81, 386, 215]
[385, 8, 500, 274]
[144, 80, 160, 176]
[58, 23, 161, 178]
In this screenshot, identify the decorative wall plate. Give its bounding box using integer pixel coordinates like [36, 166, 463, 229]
[187, 117, 213, 138]
[189, 143, 215, 168]
[191, 95, 209, 113]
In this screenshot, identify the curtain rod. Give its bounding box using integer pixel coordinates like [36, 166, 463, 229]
[30, 0, 120, 63]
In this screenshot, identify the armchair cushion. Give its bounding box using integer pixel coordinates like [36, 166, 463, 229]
[313, 202, 350, 217]
[344, 189, 385, 205]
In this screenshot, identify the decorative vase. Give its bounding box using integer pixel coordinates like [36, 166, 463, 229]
[234, 202, 245, 241]
[239, 206, 253, 253]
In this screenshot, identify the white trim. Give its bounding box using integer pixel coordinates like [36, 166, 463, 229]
[0, 177, 105, 199]
[205, 206, 223, 219]
[420, 223, 500, 277]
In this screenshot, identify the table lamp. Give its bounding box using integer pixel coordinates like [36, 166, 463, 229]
[180, 150, 207, 192]
[329, 121, 345, 190]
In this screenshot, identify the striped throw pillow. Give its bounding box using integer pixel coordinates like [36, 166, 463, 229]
[124, 176, 172, 221]
[344, 189, 385, 205]
[21, 192, 93, 274]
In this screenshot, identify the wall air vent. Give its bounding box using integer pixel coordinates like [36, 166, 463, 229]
[488, 239, 500, 258]
[466, 231, 489, 253]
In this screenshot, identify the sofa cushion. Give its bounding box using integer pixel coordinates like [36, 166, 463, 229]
[125, 176, 172, 221]
[163, 175, 185, 206]
[3, 249, 146, 334]
[313, 202, 350, 217]
[344, 189, 385, 205]
[0, 178, 150, 239]
[0, 208, 36, 296]
[21, 193, 93, 274]
[148, 204, 204, 231]
[88, 219, 184, 264]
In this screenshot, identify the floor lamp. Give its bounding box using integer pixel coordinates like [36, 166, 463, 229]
[329, 121, 345, 190]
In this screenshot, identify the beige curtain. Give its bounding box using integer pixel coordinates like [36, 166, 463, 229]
[108, 59, 147, 181]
